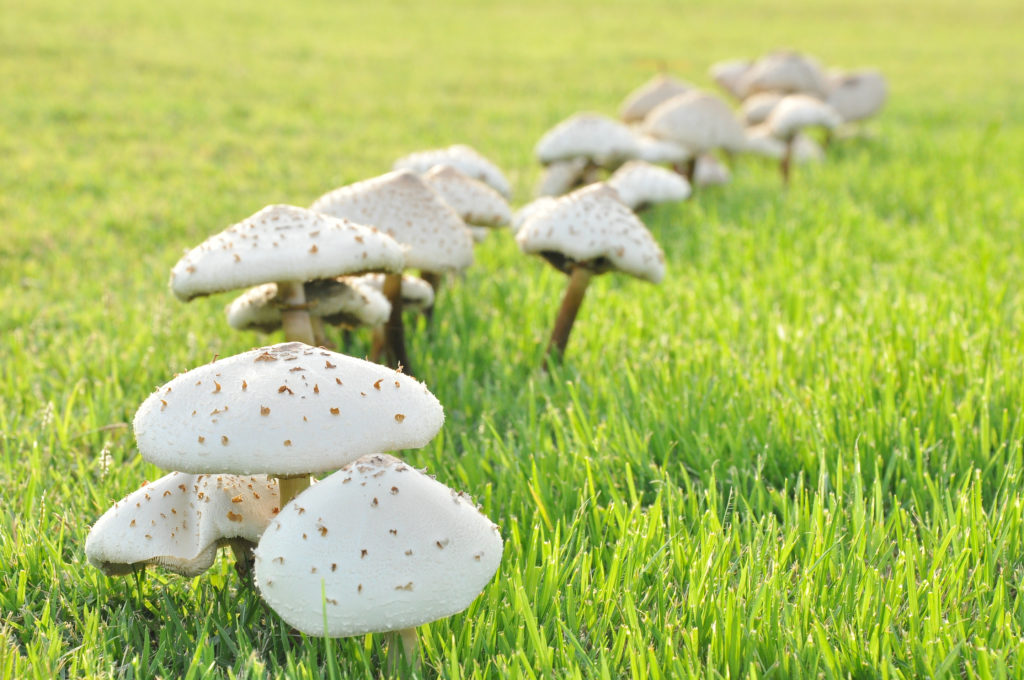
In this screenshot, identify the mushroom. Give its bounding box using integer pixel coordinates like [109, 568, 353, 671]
[516, 184, 665, 362]
[86, 471, 279, 577]
[735, 50, 830, 100]
[393, 144, 512, 198]
[618, 73, 694, 124]
[708, 59, 753, 100]
[641, 91, 746, 181]
[534, 113, 640, 190]
[763, 94, 842, 184]
[422, 164, 512, 245]
[512, 197, 558, 233]
[353, 273, 437, 362]
[535, 158, 589, 197]
[739, 91, 785, 126]
[133, 342, 445, 507]
[606, 160, 692, 211]
[826, 69, 887, 125]
[254, 454, 502, 672]
[632, 134, 693, 167]
[170, 205, 404, 346]
[225, 278, 391, 348]
[744, 126, 824, 164]
[311, 170, 473, 374]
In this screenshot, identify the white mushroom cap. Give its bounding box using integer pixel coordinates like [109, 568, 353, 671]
[607, 161, 692, 210]
[765, 94, 843, 139]
[618, 74, 694, 124]
[85, 471, 279, 576]
[535, 158, 589, 197]
[826, 69, 887, 122]
[170, 205, 405, 302]
[534, 113, 640, 167]
[354, 273, 435, 314]
[512, 197, 558, 232]
[516, 184, 666, 283]
[225, 279, 391, 333]
[423, 165, 511, 228]
[694, 154, 732, 187]
[642, 91, 746, 154]
[393, 145, 512, 198]
[311, 170, 474, 274]
[736, 51, 830, 99]
[744, 127, 823, 162]
[709, 59, 753, 100]
[632, 134, 693, 165]
[133, 342, 445, 476]
[254, 454, 502, 637]
[740, 92, 784, 126]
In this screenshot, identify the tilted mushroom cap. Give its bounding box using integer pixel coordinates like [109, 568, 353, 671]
[393, 145, 512, 198]
[766, 94, 843, 139]
[618, 74, 694, 124]
[632, 134, 693, 165]
[534, 113, 640, 167]
[512, 197, 558, 232]
[133, 342, 445, 476]
[736, 51, 830, 99]
[225, 279, 391, 333]
[740, 92, 784, 126]
[826, 69, 887, 122]
[516, 184, 665, 283]
[642, 91, 746, 154]
[170, 205, 405, 302]
[254, 454, 502, 637]
[311, 170, 474, 273]
[85, 471, 279, 576]
[709, 59, 753, 100]
[535, 158, 589, 197]
[354, 273, 435, 314]
[694, 154, 732, 187]
[423, 165, 511, 228]
[607, 161, 692, 210]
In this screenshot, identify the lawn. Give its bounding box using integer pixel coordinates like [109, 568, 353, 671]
[2, 0, 1024, 677]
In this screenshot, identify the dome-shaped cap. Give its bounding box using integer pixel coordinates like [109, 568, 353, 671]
[709, 59, 753, 100]
[85, 471, 279, 576]
[516, 184, 665, 283]
[534, 113, 640, 166]
[355, 273, 435, 314]
[133, 342, 445, 476]
[642, 91, 746, 154]
[618, 74, 694, 124]
[765, 94, 842, 139]
[826, 69, 887, 122]
[736, 51, 829, 99]
[225, 279, 391, 333]
[423, 165, 511, 228]
[170, 205, 405, 302]
[607, 161, 691, 210]
[254, 454, 502, 637]
[632, 134, 693, 164]
[740, 92, 784, 126]
[311, 170, 473, 273]
[393, 145, 511, 198]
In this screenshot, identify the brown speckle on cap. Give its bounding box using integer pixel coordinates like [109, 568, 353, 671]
[260, 406, 270, 416]
[227, 511, 242, 522]
[278, 385, 293, 395]
[221, 435, 229, 445]
[198, 436, 205, 444]
[394, 413, 406, 422]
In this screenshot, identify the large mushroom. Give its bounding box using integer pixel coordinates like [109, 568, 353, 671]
[254, 454, 502, 672]
[516, 184, 665, 362]
[170, 205, 404, 346]
[133, 342, 445, 509]
[311, 170, 473, 374]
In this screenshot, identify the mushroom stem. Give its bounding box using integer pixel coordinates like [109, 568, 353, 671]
[673, 157, 697, 183]
[419, 271, 442, 324]
[227, 539, 255, 578]
[310, 316, 332, 350]
[385, 627, 420, 675]
[277, 474, 311, 509]
[780, 136, 794, 187]
[277, 281, 316, 346]
[369, 326, 386, 362]
[382, 273, 413, 375]
[546, 264, 593, 364]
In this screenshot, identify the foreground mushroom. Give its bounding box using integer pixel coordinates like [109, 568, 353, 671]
[516, 184, 665, 362]
[254, 454, 502, 671]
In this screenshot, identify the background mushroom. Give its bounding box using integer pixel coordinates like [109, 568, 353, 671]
[618, 73, 694, 124]
[764, 94, 843, 183]
[533, 113, 640, 192]
[606, 160, 692, 211]
[392, 144, 512, 198]
[641, 91, 746, 181]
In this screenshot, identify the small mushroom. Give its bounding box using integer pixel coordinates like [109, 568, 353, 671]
[764, 94, 842, 184]
[618, 73, 694, 124]
[606, 161, 692, 211]
[534, 113, 640, 188]
[392, 144, 512, 198]
[642, 91, 746, 182]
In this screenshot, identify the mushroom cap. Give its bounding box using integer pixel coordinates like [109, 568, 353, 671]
[534, 113, 640, 166]
[516, 183, 666, 283]
[708, 59, 753, 100]
[392, 145, 512, 198]
[225, 279, 391, 333]
[311, 170, 474, 274]
[254, 454, 503, 637]
[618, 74, 694, 124]
[354, 273, 435, 313]
[170, 205, 405, 302]
[694, 154, 732, 187]
[632, 134, 693, 165]
[85, 471, 279, 576]
[133, 342, 445, 475]
[535, 158, 589, 197]
[423, 165, 511, 228]
[607, 160, 692, 209]
[765, 94, 843, 139]
[736, 51, 829, 99]
[512, 197, 558, 232]
[642, 91, 746, 154]
[740, 92, 784, 126]
[826, 69, 887, 122]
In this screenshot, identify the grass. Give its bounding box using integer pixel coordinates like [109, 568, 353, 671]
[2, 0, 1024, 676]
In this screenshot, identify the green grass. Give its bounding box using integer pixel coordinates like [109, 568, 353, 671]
[3, 0, 1024, 677]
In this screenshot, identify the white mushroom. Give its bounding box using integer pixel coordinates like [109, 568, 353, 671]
[606, 161, 692, 210]
[642, 91, 746, 181]
[535, 158, 589, 197]
[826, 69, 887, 124]
[764, 94, 842, 183]
[708, 59, 753, 100]
[736, 50, 830, 99]
[393, 144, 512, 198]
[534, 113, 640, 169]
[423, 165, 511, 228]
[618, 74, 694, 124]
